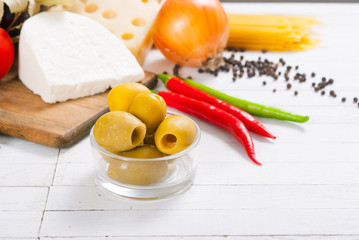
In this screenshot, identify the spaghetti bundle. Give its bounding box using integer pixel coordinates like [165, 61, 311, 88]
[227, 14, 320, 51]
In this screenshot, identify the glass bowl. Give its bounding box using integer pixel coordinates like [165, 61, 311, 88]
[90, 118, 201, 199]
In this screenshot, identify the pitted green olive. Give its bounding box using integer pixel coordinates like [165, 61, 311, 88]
[107, 82, 151, 112]
[129, 93, 167, 135]
[155, 115, 196, 155]
[107, 145, 169, 185]
[93, 111, 146, 153]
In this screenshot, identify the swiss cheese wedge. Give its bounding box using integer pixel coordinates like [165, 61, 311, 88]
[64, 0, 163, 65]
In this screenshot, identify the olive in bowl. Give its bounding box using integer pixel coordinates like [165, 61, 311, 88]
[93, 111, 146, 153]
[90, 115, 201, 199]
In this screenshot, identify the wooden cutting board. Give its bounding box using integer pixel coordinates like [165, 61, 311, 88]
[0, 71, 158, 148]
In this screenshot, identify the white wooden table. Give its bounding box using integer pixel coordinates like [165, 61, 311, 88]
[1, 2, 359, 239]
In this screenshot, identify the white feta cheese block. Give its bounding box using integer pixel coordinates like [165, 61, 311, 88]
[18, 11, 145, 103]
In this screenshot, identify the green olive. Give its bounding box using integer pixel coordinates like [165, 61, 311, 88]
[129, 93, 167, 135]
[143, 133, 155, 145]
[107, 147, 168, 185]
[107, 82, 151, 112]
[93, 111, 146, 153]
[155, 115, 196, 155]
[118, 144, 166, 158]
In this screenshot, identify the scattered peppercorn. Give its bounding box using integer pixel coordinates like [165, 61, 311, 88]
[173, 64, 181, 75]
[194, 48, 353, 108]
[341, 97, 346, 102]
[273, 89, 276, 93]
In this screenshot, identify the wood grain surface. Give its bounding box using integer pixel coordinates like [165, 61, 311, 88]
[0, 71, 157, 148]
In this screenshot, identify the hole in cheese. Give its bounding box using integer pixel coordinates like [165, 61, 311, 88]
[85, 3, 98, 13]
[102, 10, 117, 19]
[132, 18, 146, 27]
[122, 33, 134, 40]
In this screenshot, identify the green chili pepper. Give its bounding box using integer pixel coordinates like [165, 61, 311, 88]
[158, 74, 309, 123]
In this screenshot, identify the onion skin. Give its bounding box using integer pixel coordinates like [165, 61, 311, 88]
[152, 0, 229, 67]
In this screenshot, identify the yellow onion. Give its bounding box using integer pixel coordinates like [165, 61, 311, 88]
[152, 0, 229, 68]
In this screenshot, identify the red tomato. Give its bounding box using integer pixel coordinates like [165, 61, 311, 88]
[0, 28, 15, 79]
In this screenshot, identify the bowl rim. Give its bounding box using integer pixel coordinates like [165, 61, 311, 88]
[90, 115, 201, 162]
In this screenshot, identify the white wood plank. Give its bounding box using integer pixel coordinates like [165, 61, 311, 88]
[56, 134, 359, 165]
[202, 142, 359, 163]
[0, 238, 37, 240]
[222, 3, 359, 16]
[53, 162, 95, 186]
[46, 185, 359, 211]
[0, 135, 58, 164]
[58, 136, 92, 163]
[52, 161, 359, 186]
[0, 187, 48, 211]
[40, 209, 359, 237]
[59, 136, 359, 164]
[196, 162, 359, 185]
[40, 237, 359, 240]
[0, 164, 55, 186]
[199, 121, 359, 144]
[0, 211, 42, 237]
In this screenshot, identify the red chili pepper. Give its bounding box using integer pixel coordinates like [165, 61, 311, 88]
[156, 91, 261, 166]
[158, 75, 275, 139]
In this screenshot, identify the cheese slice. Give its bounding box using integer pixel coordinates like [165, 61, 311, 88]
[63, 0, 162, 65]
[18, 11, 144, 103]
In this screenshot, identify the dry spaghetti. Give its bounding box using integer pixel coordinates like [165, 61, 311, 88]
[226, 14, 320, 51]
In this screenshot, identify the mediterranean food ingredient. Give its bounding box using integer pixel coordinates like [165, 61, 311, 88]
[108, 158, 168, 186]
[154, 115, 197, 155]
[93, 111, 146, 153]
[0, 27, 14, 79]
[18, 11, 144, 103]
[143, 133, 155, 145]
[151, 0, 229, 68]
[107, 82, 151, 112]
[129, 93, 167, 135]
[158, 74, 276, 139]
[157, 91, 260, 165]
[63, 0, 163, 65]
[227, 14, 319, 51]
[118, 144, 166, 159]
[182, 78, 309, 123]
